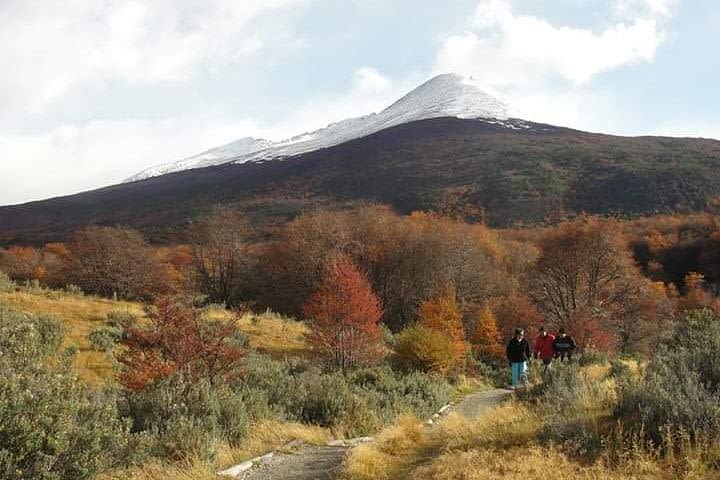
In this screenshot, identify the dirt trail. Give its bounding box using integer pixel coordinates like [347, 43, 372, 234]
[230, 388, 512, 480]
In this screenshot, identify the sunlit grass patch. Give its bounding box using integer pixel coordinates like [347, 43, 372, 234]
[0, 290, 142, 386]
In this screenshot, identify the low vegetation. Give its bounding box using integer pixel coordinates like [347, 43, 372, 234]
[344, 309, 720, 480]
[2, 206, 720, 479]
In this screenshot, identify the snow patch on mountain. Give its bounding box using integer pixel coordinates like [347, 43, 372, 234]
[126, 74, 509, 182]
[125, 137, 273, 182]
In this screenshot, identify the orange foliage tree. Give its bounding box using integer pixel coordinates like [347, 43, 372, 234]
[0, 246, 41, 280]
[470, 304, 504, 360]
[493, 292, 545, 342]
[302, 254, 384, 371]
[118, 298, 246, 391]
[678, 272, 718, 314]
[418, 285, 468, 367]
[530, 218, 644, 352]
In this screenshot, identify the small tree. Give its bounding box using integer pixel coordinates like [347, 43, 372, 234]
[118, 299, 245, 390]
[191, 207, 252, 307]
[470, 304, 503, 360]
[418, 285, 468, 367]
[303, 255, 383, 371]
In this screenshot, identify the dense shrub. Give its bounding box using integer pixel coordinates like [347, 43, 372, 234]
[617, 309, 720, 442]
[0, 270, 16, 292]
[538, 364, 617, 457]
[235, 354, 452, 436]
[394, 325, 460, 374]
[347, 366, 454, 422]
[89, 325, 123, 352]
[0, 306, 126, 480]
[121, 375, 265, 460]
[88, 311, 132, 352]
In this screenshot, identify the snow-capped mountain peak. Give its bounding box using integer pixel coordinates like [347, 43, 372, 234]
[126, 74, 509, 182]
[381, 73, 508, 121]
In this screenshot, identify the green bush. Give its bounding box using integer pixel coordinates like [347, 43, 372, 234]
[64, 284, 84, 296]
[617, 309, 720, 443]
[0, 306, 126, 480]
[89, 325, 124, 352]
[347, 366, 453, 423]
[538, 364, 617, 457]
[235, 355, 452, 436]
[0, 270, 16, 292]
[21, 279, 44, 294]
[121, 375, 265, 460]
[106, 310, 136, 326]
[88, 310, 132, 352]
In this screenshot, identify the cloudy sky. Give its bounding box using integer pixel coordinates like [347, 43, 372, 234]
[1, 0, 717, 205]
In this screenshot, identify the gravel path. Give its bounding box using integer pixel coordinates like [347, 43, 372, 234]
[228, 388, 512, 480]
[448, 388, 513, 420]
[235, 445, 350, 480]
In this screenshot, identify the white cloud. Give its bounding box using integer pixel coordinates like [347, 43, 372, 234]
[437, 0, 668, 87]
[435, 0, 677, 127]
[353, 67, 393, 92]
[0, 0, 304, 114]
[612, 0, 678, 19]
[0, 114, 286, 205]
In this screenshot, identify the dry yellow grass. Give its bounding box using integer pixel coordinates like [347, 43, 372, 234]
[0, 290, 143, 386]
[0, 289, 310, 387]
[341, 401, 690, 480]
[236, 310, 310, 358]
[411, 445, 673, 480]
[98, 420, 330, 480]
[343, 403, 542, 480]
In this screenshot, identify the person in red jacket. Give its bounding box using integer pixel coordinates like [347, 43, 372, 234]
[533, 326, 556, 372]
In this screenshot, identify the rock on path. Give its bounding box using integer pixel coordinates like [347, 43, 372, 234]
[225, 388, 512, 480]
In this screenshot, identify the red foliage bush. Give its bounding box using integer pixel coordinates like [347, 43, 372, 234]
[118, 298, 245, 390]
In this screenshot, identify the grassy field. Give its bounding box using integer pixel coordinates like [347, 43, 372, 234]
[0, 289, 310, 387]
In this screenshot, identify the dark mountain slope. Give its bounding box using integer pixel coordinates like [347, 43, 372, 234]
[2, 117, 720, 244]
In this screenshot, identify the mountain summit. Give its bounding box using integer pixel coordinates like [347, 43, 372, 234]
[126, 74, 508, 182]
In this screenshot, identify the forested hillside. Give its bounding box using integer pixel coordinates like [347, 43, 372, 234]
[2, 117, 720, 244]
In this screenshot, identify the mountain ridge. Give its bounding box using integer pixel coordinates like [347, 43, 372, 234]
[126, 74, 509, 182]
[3, 116, 720, 245]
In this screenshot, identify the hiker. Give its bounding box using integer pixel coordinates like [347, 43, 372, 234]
[506, 328, 531, 390]
[533, 326, 556, 372]
[553, 328, 576, 362]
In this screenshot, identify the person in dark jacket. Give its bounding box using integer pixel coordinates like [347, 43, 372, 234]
[506, 328, 531, 389]
[553, 328, 577, 362]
